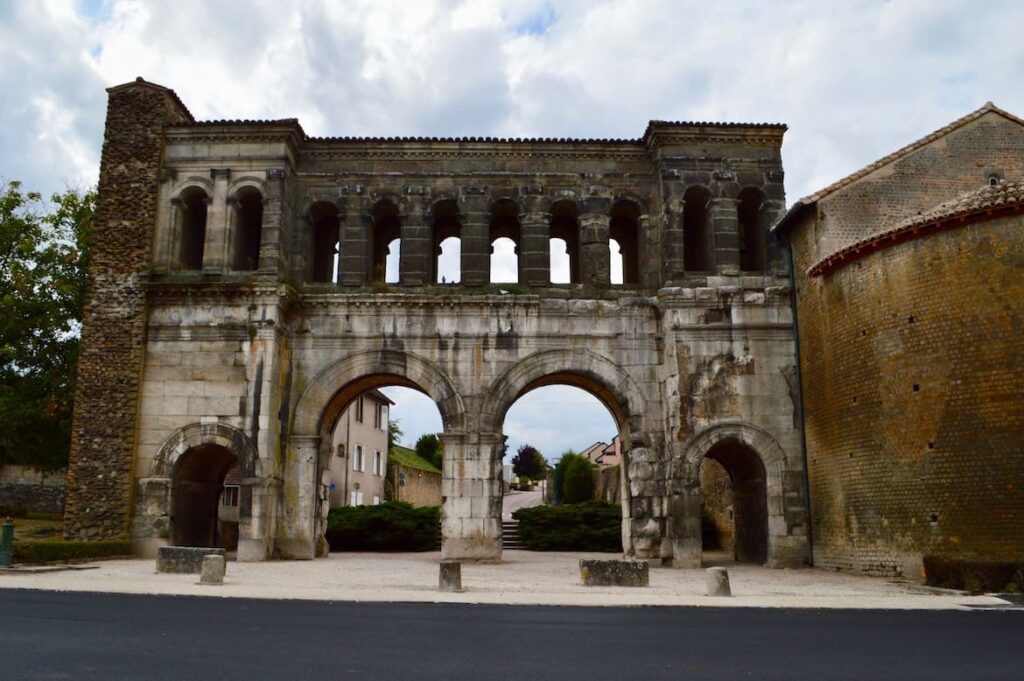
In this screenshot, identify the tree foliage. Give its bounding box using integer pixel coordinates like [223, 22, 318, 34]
[552, 450, 579, 503]
[387, 419, 403, 455]
[0, 181, 94, 471]
[511, 443, 546, 481]
[414, 432, 443, 470]
[562, 455, 597, 504]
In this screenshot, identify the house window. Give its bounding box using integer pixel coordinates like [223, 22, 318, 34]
[221, 485, 240, 508]
[337, 443, 346, 458]
[374, 402, 384, 430]
[355, 396, 364, 423]
[373, 450, 383, 476]
[353, 444, 364, 472]
[351, 485, 364, 506]
[372, 495, 380, 505]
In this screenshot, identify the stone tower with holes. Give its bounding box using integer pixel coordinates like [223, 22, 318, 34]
[63, 78, 809, 566]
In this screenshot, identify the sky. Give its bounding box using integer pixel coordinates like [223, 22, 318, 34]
[2, 0, 1021, 461]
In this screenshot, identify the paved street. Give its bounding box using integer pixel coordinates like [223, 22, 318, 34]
[502, 488, 544, 518]
[1, 589, 1020, 680]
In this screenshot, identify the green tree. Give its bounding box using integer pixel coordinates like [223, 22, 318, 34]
[414, 432, 443, 470]
[0, 182, 94, 471]
[388, 419, 403, 455]
[512, 443, 546, 481]
[552, 450, 579, 503]
[562, 456, 597, 504]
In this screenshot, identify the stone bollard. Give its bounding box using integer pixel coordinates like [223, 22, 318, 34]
[198, 555, 226, 586]
[438, 560, 463, 592]
[706, 567, 731, 596]
[0, 517, 13, 568]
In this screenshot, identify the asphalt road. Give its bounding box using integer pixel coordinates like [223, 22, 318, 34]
[0, 589, 1020, 680]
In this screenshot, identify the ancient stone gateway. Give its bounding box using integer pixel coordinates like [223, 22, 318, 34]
[63, 78, 809, 567]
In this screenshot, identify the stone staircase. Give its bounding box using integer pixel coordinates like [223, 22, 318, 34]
[502, 520, 526, 550]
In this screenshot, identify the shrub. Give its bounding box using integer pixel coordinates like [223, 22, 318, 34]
[513, 501, 621, 552]
[0, 503, 27, 518]
[562, 456, 596, 504]
[552, 451, 578, 503]
[326, 502, 440, 552]
[12, 540, 131, 565]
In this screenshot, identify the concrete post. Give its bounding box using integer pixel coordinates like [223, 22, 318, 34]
[439, 431, 503, 561]
[706, 567, 731, 596]
[438, 561, 463, 592]
[199, 554, 226, 585]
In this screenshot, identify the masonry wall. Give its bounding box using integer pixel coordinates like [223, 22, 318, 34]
[64, 81, 193, 540]
[389, 464, 442, 507]
[792, 213, 1024, 577]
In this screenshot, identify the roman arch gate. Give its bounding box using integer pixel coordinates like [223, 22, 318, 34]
[63, 79, 809, 568]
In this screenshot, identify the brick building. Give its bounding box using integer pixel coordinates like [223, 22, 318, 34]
[775, 104, 1024, 577]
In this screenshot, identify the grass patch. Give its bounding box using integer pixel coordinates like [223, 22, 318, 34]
[513, 501, 622, 552]
[326, 502, 439, 552]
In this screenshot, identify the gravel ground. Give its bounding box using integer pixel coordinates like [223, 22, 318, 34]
[0, 550, 1013, 610]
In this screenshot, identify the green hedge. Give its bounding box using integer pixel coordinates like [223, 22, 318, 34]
[513, 501, 622, 552]
[326, 502, 440, 552]
[12, 540, 132, 565]
[923, 556, 1024, 593]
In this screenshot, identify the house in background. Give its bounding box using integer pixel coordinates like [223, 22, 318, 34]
[580, 435, 622, 468]
[386, 444, 442, 507]
[325, 389, 394, 507]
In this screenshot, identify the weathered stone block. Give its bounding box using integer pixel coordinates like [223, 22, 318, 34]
[198, 554, 226, 585]
[438, 560, 462, 592]
[157, 546, 225, 574]
[579, 559, 649, 587]
[706, 567, 731, 596]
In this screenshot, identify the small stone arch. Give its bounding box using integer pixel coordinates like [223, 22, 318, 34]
[544, 191, 582, 214]
[227, 176, 267, 198]
[682, 421, 787, 565]
[480, 348, 649, 438]
[172, 175, 214, 197]
[151, 422, 262, 479]
[291, 349, 466, 438]
[611, 191, 649, 214]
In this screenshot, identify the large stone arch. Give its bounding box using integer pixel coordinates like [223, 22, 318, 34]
[480, 348, 649, 438]
[681, 421, 797, 567]
[291, 348, 465, 438]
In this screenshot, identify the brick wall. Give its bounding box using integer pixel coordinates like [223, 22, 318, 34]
[64, 80, 192, 539]
[792, 212, 1024, 576]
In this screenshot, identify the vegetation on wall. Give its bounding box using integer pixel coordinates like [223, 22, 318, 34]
[326, 501, 439, 552]
[512, 501, 621, 552]
[0, 181, 94, 471]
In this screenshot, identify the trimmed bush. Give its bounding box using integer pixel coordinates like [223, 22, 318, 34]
[0, 503, 27, 518]
[923, 556, 1024, 593]
[562, 456, 596, 504]
[12, 540, 131, 565]
[513, 501, 621, 552]
[326, 502, 440, 552]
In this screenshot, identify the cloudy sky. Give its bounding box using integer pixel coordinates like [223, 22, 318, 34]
[3, 0, 1021, 461]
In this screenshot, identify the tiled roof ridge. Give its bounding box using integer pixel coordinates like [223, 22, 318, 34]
[808, 179, 1024, 277]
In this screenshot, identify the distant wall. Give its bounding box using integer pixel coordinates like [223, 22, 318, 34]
[0, 465, 66, 514]
[388, 463, 441, 507]
[594, 465, 620, 504]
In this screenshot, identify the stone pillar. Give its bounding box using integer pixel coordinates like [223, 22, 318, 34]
[277, 435, 319, 559]
[339, 197, 369, 287]
[400, 195, 430, 287]
[711, 196, 740, 275]
[237, 477, 279, 562]
[257, 168, 286, 277]
[439, 431, 503, 562]
[662, 199, 686, 283]
[64, 79, 193, 541]
[203, 168, 230, 273]
[764, 198, 788, 276]
[665, 488, 703, 568]
[580, 196, 611, 289]
[460, 192, 490, 287]
[131, 477, 171, 558]
[520, 211, 550, 287]
[622, 441, 671, 562]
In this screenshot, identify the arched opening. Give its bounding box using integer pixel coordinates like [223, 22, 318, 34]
[549, 200, 579, 284]
[738, 187, 767, 272]
[171, 443, 239, 549]
[316, 377, 448, 554]
[682, 186, 712, 272]
[371, 200, 401, 284]
[490, 199, 520, 283]
[496, 367, 633, 554]
[609, 200, 640, 285]
[700, 439, 768, 565]
[309, 201, 340, 283]
[433, 199, 462, 284]
[232, 186, 263, 271]
[177, 186, 208, 270]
